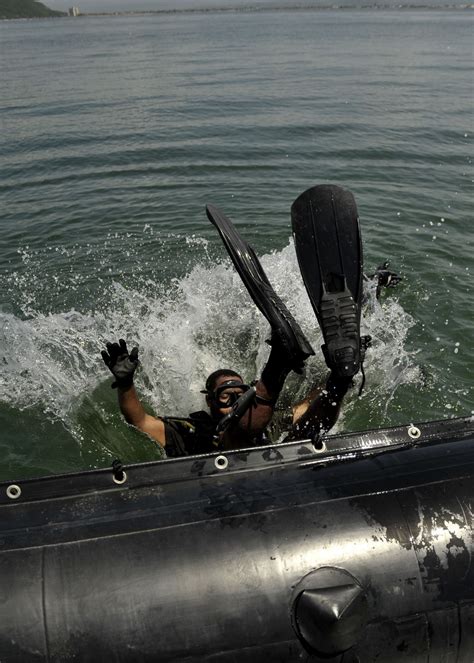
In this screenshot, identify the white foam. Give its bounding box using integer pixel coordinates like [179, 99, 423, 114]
[0, 237, 421, 440]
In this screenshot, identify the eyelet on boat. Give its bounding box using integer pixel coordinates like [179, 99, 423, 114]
[112, 471, 127, 485]
[214, 455, 229, 470]
[313, 440, 327, 453]
[6, 484, 21, 500]
[408, 425, 421, 440]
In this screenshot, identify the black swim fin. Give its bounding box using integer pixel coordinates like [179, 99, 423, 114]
[291, 185, 365, 379]
[206, 203, 314, 370]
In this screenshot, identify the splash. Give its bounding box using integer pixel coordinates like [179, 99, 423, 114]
[0, 234, 421, 449]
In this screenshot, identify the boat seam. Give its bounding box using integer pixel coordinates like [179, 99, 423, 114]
[42, 546, 51, 662]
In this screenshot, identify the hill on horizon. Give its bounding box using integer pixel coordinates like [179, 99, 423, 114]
[2, 0, 471, 20]
[0, 0, 65, 18]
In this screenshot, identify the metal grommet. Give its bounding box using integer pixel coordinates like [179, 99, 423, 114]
[6, 484, 21, 500]
[112, 471, 127, 485]
[408, 425, 421, 440]
[312, 440, 327, 453]
[215, 455, 229, 470]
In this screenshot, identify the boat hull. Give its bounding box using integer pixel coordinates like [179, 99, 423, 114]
[1, 416, 473, 662]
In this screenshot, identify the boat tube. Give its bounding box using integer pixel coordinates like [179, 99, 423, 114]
[1, 415, 473, 662]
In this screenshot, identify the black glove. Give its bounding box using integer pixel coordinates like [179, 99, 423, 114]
[372, 261, 402, 288]
[101, 339, 139, 389]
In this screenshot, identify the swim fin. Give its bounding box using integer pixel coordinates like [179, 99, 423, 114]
[291, 184, 365, 379]
[206, 203, 314, 370]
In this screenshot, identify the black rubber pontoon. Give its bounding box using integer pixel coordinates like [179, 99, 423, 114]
[1, 416, 473, 662]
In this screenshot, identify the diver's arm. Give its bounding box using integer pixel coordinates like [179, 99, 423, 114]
[101, 339, 166, 447]
[117, 385, 166, 447]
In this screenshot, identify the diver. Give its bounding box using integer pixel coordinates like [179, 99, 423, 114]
[101, 270, 399, 457]
[102, 185, 401, 456]
[101, 331, 355, 457]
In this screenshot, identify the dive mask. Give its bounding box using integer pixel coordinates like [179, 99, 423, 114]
[210, 380, 251, 408]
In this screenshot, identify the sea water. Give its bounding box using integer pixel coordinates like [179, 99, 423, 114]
[0, 9, 472, 479]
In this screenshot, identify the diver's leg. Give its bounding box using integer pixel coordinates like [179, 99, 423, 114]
[286, 373, 352, 441]
[292, 385, 324, 423]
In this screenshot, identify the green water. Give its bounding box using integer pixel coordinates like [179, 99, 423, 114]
[0, 10, 472, 480]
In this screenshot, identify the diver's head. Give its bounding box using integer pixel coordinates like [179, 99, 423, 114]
[202, 369, 249, 419]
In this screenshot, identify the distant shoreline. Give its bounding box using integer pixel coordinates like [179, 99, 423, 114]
[1, 3, 472, 21]
[83, 4, 474, 14]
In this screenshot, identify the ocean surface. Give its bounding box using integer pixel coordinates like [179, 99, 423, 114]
[0, 9, 472, 480]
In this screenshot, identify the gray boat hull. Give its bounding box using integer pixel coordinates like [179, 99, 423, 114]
[1, 416, 473, 662]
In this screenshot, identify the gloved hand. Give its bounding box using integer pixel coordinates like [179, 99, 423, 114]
[373, 261, 402, 288]
[101, 339, 139, 389]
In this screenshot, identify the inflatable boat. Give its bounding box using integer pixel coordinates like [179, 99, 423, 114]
[1, 415, 473, 662]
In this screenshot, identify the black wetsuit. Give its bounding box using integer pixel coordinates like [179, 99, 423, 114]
[162, 411, 270, 458]
[162, 411, 217, 458]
